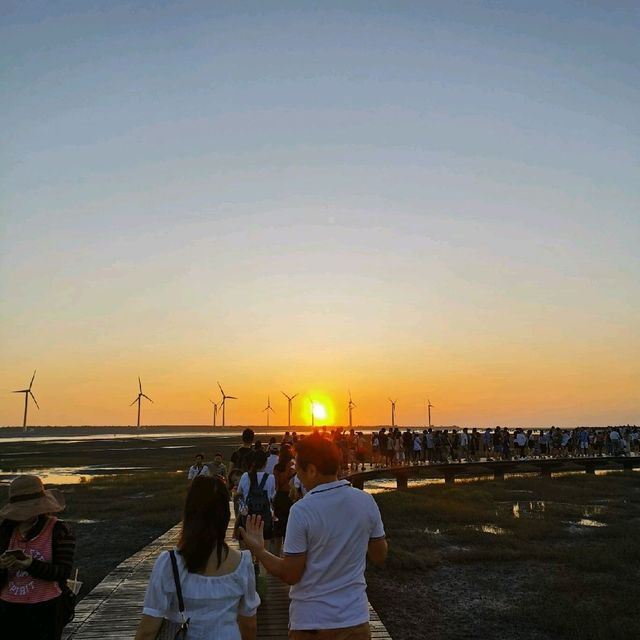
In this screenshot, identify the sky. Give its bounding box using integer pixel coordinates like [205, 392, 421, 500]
[1, 1, 638, 428]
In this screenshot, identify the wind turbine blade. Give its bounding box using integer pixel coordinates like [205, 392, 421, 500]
[291, 393, 298, 400]
[352, 402, 357, 408]
[30, 392, 40, 410]
[141, 394, 153, 403]
[29, 370, 36, 390]
[130, 398, 138, 406]
[281, 391, 289, 400]
[227, 395, 238, 400]
[13, 389, 29, 393]
[138, 377, 142, 393]
[217, 381, 225, 395]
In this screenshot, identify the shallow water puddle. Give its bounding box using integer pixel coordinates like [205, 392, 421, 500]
[0, 464, 150, 485]
[576, 518, 607, 527]
[500, 500, 607, 521]
[510, 501, 546, 519]
[0, 468, 104, 485]
[162, 445, 195, 449]
[363, 477, 444, 494]
[66, 518, 102, 524]
[467, 524, 509, 535]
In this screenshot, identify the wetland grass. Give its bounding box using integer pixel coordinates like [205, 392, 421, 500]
[367, 474, 640, 640]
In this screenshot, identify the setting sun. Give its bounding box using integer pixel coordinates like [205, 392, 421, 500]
[312, 403, 327, 420]
[302, 393, 336, 426]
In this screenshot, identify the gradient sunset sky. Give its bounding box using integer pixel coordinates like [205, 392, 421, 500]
[1, 2, 638, 428]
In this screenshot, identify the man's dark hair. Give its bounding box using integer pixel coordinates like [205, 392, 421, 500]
[195, 453, 204, 460]
[295, 435, 341, 475]
[242, 428, 255, 444]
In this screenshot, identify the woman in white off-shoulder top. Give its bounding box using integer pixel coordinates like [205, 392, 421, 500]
[135, 476, 259, 640]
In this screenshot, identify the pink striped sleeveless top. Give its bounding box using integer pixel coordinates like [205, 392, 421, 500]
[0, 516, 62, 603]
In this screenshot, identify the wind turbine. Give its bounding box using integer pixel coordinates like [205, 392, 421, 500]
[348, 390, 357, 428]
[427, 398, 434, 428]
[388, 398, 397, 428]
[130, 377, 153, 430]
[281, 391, 298, 428]
[13, 370, 39, 433]
[209, 400, 219, 428]
[263, 395, 276, 427]
[309, 399, 316, 428]
[217, 381, 237, 427]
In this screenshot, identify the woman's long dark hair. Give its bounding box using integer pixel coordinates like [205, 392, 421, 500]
[248, 449, 268, 486]
[274, 444, 293, 473]
[179, 476, 230, 572]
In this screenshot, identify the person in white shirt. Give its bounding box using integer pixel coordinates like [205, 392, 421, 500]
[291, 474, 307, 500]
[240, 434, 387, 640]
[187, 453, 210, 481]
[515, 430, 527, 458]
[264, 445, 280, 475]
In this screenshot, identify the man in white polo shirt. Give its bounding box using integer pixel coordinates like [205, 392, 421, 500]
[241, 434, 387, 639]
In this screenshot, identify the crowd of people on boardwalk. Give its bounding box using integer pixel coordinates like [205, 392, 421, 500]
[187, 426, 640, 487]
[291, 425, 639, 470]
[4, 422, 634, 640]
[136, 429, 386, 640]
[0, 429, 386, 640]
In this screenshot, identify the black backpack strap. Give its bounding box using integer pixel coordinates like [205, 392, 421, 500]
[258, 473, 268, 490]
[168, 550, 185, 615]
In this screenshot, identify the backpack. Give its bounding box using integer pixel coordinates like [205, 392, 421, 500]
[245, 473, 273, 537]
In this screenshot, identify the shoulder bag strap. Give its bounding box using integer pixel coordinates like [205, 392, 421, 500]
[258, 473, 268, 490]
[168, 550, 188, 625]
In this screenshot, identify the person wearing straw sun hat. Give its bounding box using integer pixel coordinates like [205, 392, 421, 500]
[0, 475, 76, 640]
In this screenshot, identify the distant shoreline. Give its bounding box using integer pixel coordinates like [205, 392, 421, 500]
[1, 423, 636, 438]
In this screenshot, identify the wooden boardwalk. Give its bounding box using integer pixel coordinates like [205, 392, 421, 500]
[63, 511, 392, 639]
[346, 454, 640, 489]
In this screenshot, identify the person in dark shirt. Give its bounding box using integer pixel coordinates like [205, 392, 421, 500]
[0, 475, 75, 640]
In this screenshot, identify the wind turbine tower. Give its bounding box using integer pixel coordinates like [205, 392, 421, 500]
[263, 395, 276, 427]
[388, 398, 397, 428]
[310, 399, 316, 428]
[428, 399, 434, 428]
[130, 377, 153, 429]
[281, 391, 298, 428]
[209, 400, 219, 428]
[217, 382, 238, 427]
[13, 370, 39, 433]
[348, 391, 357, 429]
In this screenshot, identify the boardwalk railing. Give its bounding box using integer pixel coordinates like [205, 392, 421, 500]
[63, 508, 392, 640]
[346, 455, 640, 489]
